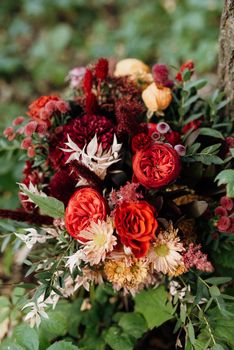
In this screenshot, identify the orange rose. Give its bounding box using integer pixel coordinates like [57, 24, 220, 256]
[133, 143, 181, 189]
[114, 201, 158, 258]
[65, 188, 107, 241]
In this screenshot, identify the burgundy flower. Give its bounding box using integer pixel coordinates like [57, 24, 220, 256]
[49, 170, 77, 205]
[152, 64, 173, 88]
[164, 130, 181, 146]
[131, 132, 151, 153]
[49, 114, 115, 169]
[95, 58, 109, 81]
[83, 69, 93, 94]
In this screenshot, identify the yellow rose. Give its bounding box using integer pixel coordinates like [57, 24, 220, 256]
[114, 58, 150, 78]
[142, 82, 172, 114]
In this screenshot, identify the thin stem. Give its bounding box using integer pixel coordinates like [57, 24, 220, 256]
[197, 304, 216, 346]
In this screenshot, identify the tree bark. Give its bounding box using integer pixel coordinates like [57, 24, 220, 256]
[218, 0, 234, 119]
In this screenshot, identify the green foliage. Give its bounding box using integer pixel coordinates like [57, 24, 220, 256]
[19, 186, 65, 218]
[47, 341, 78, 350]
[134, 285, 174, 329]
[215, 169, 234, 198]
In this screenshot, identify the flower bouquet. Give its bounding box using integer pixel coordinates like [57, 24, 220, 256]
[1, 57, 234, 350]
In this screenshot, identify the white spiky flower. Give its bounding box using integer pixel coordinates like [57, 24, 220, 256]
[15, 228, 49, 250]
[18, 182, 47, 204]
[62, 134, 122, 181]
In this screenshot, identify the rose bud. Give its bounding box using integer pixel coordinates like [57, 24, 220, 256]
[214, 206, 228, 217]
[142, 83, 172, 113]
[133, 142, 181, 189]
[217, 216, 231, 232]
[114, 58, 150, 78]
[220, 196, 233, 211]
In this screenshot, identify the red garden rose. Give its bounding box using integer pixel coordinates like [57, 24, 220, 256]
[133, 142, 181, 189]
[65, 187, 107, 241]
[114, 201, 158, 258]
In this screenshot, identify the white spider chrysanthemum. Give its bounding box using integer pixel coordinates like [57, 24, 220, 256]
[78, 218, 117, 266]
[62, 134, 122, 181]
[148, 224, 185, 275]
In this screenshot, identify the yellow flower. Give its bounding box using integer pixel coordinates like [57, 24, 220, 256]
[142, 82, 172, 114]
[114, 58, 149, 76]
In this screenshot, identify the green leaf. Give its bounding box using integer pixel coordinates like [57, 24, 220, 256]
[118, 312, 148, 339]
[209, 286, 221, 298]
[105, 326, 134, 350]
[188, 321, 195, 345]
[215, 170, 234, 198]
[212, 344, 225, 350]
[20, 187, 64, 218]
[40, 310, 68, 338]
[183, 95, 199, 108]
[134, 286, 174, 329]
[201, 143, 221, 155]
[47, 341, 78, 350]
[184, 79, 207, 91]
[0, 341, 25, 350]
[12, 324, 39, 350]
[182, 113, 203, 126]
[205, 277, 232, 285]
[199, 128, 224, 140]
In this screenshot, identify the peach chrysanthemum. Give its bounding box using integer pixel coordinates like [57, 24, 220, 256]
[148, 223, 184, 275]
[78, 218, 117, 266]
[104, 257, 148, 295]
[74, 267, 103, 291]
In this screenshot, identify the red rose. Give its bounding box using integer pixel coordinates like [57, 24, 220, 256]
[65, 187, 107, 241]
[114, 201, 158, 258]
[133, 143, 181, 189]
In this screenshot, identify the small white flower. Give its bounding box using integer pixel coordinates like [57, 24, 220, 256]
[15, 228, 49, 249]
[22, 295, 49, 328]
[65, 251, 83, 273]
[18, 182, 47, 205]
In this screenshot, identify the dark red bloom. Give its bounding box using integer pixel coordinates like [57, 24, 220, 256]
[133, 142, 181, 189]
[83, 69, 93, 94]
[164, 130, 181, 146]
[131, 132, 151, 153]
[182, 119, 202, 134]
[152, 64, 173, 88]
[217, 216, 231, 232]
[85, 92, 98, 115]
[49, 169, 77, 205]
[220, 196, 233, 211]
[176, 60, 195, 82]
[95, 58, 109, 81]
[49, 114, 115, 169]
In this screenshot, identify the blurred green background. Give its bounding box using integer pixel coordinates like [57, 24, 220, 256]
[0, 0, 222, 209]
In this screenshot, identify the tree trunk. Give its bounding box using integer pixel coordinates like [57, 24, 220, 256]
[218, 0, 234, 119]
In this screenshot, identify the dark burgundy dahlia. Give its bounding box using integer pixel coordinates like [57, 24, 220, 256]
[49, 114, 116, 169]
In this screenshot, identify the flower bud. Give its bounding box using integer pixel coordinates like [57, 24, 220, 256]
[142, 83, 172, 113]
